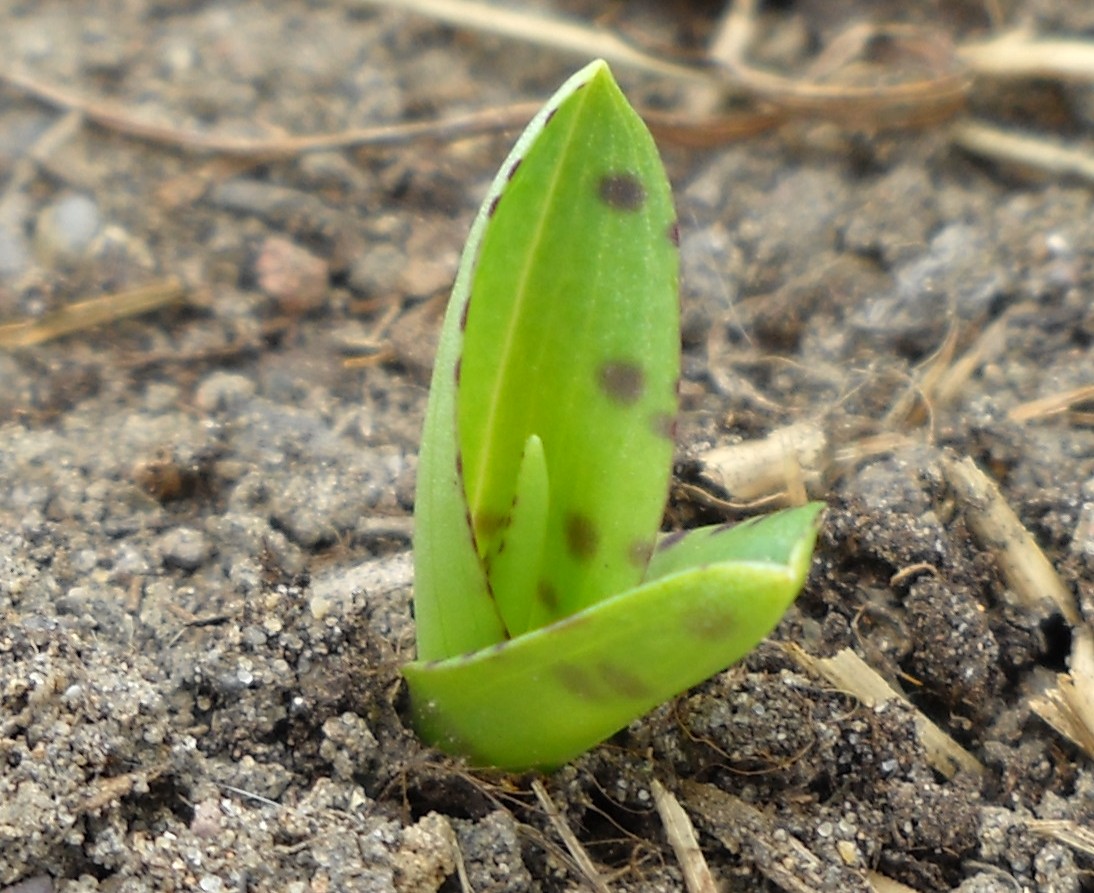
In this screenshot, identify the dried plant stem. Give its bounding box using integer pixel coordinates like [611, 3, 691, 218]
[941, 454, 1080, 626]
[789, 645, 984, 779]
[356, 0, 707, 83]
[679, 781, 873, 892]
[1008, 384, 1094, 423]
[531, 780, 610, 893]
[952, 120, 1094, 184]
[8, 3, 1094, 165]
[960, 32, 1094, 81]
[719, 22, 969, 127]
[0, 65, 539, 158]
[651, 780, 718, 893]
[0, 278, 186, 348]
[1030, 628, 1094, 761]
[697, 422, 828, 505]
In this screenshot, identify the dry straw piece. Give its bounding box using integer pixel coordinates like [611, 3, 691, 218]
[696, 422, 828, 506]
[1030, 628, 1094, 761]
[941, 454, 1080, 626]
[788, 644, 984, 780]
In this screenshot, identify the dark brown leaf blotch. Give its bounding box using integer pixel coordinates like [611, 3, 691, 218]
[598, 360, 645, 406]
[597, 172, 646, 212]
[565, 512, 600, 561]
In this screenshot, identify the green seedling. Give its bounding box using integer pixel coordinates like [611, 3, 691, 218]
[405, 60, 822, 771]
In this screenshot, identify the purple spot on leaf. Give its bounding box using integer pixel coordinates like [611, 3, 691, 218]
[475, 510, 509, 542]
[680, 600, 737, 641]
[598, 172, 646, 212]
[554, 664, 602, 701]
[657, 529, 687, 552]
[565, 512, 599, 561]
[650, 412, 676, 440]
[598, 361, 645, 406]
[598, 662, 651, 699]
[537, 580, 559, 611]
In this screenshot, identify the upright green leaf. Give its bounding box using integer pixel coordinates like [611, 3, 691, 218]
[457, 62, 680, 631]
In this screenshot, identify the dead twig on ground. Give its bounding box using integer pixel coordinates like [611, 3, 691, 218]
[1030, 627, 1094, 761]
[0, 65, 539, 158]
[359, 0, 1094, 175]
[6, 1, 1094, 171]
[0, 278, 187, 348]
[651, 780, 718, 893]
[941, 454, 1081, 626]
[717, 21, 970, 128]
[1008, 384, 1094, 423]
[354, 0, 708, 83]
[679, 780, 874, 892]
[960, 31, 1094, 81]
[696, 422, 828, 506]
[531, 779, 611, 893]
[788, 644, 985, 779]
[951, 120, 1094, 185]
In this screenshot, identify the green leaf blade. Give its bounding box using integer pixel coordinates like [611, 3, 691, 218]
[405, 505, 819, 770]
[489, 434, 550, 637]
[412, 64, 612, 661]
[413, 313, 505, 661]
[646, 503, 826, 582]
[458, 61, 680, 626]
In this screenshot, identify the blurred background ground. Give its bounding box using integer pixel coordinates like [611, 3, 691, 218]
[1, 1, 1093, 891]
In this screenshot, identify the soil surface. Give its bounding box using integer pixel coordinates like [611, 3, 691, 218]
[2, 2, 1093, 891]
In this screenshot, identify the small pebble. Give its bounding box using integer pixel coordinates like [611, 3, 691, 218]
[1, 877, 54, 893]
[158, 527, 212, 571]
[347, 242, 405, 297]
[836, 840, 860, 866]
[1073, 501, 1094, 559]
[190, 798, 223, 840]
[194, 371, 257, 413]
[254, 235, 329, 314]
[34, 193, 102, 264]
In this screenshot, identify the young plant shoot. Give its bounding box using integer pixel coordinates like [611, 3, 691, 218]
[406, 60, 822, 771]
